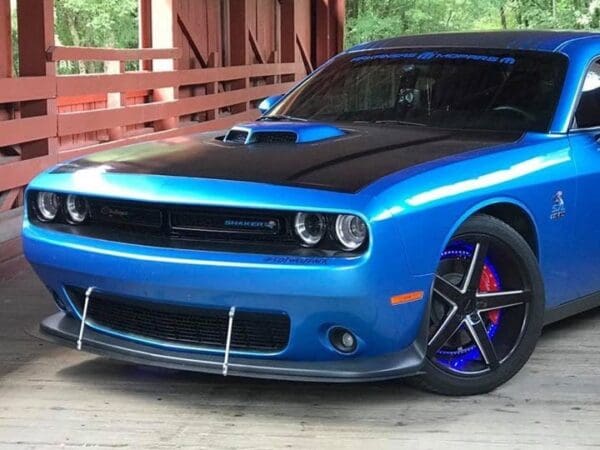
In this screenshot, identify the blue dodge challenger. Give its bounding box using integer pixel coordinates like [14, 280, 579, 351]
[23, 31, 600, 395]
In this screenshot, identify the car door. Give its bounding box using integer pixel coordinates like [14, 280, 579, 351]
[568, 58, 600, 297]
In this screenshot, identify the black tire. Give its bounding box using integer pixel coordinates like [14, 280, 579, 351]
[414, 214, 544, 396]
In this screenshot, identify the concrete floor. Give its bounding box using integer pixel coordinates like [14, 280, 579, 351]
[1, 268, 599, 449]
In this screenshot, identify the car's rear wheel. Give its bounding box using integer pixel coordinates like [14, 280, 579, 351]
[416, 214, 544, 395]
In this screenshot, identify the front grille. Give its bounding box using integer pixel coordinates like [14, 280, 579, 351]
[67, 287, 290, 352]
[86, 199, 295, 246]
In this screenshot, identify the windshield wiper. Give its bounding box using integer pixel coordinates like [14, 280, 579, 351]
[371, 120, 426, 127]
[258, 114, 308, 122]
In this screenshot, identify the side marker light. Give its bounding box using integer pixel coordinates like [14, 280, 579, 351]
[390, 291, 424, 305]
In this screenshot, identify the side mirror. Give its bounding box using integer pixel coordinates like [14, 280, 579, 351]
[258, 94, 284, 114]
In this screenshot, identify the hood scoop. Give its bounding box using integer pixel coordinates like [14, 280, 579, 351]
[223, 121, 345, 145]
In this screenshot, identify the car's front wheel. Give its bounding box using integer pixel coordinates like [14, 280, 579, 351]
[416, 214, 544, 396]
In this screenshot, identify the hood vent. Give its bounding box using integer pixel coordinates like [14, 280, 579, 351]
[224, 128, 298, 145]
[224, 129, 249, 144]
[223, 122, 345, 145]
[253, 131, 297, 144]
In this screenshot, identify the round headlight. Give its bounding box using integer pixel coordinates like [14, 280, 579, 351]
[36, 192, 60, 222]
[294, 212, 326, 246]
[65, 195, 89, 224]
[335, 215, 367, 250]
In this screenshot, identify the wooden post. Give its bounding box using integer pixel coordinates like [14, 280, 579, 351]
[280, 0, 297, 83]
[106, 60, 125, 141]
[229, 0, 249, 114]
[313, 0, 330, 68]
[0, 0, 12, 122]
[16, 0, 57, 160]
[313, 0, 344, 68]
[0, 0, 11, 78]
[139, 0, 153, 71]
[151, 0, 177, 131]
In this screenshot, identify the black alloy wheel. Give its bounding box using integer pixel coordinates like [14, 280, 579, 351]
[416, 214, 544, 396]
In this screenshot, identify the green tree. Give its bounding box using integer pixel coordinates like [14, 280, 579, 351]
[54, 0, 138, 73]
[345, 0, 600, 48]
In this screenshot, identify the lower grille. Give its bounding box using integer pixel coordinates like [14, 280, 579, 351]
[67, 287, 290, 352]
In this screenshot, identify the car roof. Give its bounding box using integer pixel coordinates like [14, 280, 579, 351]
[348, 30, 600, 53]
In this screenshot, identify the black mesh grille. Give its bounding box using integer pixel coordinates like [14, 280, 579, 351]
[67, 287, 290, 352]
[224, 129, 249, 143]
[252, 132, 297, 144]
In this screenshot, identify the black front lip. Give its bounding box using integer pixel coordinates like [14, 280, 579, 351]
[37, 312, 425, 382]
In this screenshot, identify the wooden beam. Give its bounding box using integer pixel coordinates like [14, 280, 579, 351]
[229, 0, 249, 113]
[0, 76, 56, 103]
[16, 0, 56, 160]
[0, 189, 19, 213]
[314, 0, 330, 68]
[47, 46, 181, 62]
[177, 13, 209, 68]
[106, 60, 126, 140]
[296, 34, 314, 73]
[139, 0, 153, 71]
[55, 63, 301, 97]
[248, 29, 266, 64]
[0, 155, 56, 191]
[0, 115, 56, 148]
[151, 0, 177, 131]
[58, 110, 259, 162]
[58, 82, 295, 136]
[0, 0, 11, 78]
[280, 1, 296, 64]
[334, 0, 345, 54]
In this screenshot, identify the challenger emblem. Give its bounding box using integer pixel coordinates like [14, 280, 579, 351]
[100, 206, 130, 218]
[550, 191, 566, 220]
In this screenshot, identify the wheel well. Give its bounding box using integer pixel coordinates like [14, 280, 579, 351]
[477, 203, 538, 257]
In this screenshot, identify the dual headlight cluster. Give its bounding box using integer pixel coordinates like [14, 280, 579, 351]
[33, 192, 89, 224]
[32, 191, 368, 252]
[294, 212, 368, 251]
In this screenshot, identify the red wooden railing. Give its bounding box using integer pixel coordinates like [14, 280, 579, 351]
[0, 0, 345, 278]
[0, 45, 302, 277]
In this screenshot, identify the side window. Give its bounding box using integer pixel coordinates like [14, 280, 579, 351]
[575, 60, 600, 129]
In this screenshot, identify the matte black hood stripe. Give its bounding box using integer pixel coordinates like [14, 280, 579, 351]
[287, 133, 453, 182]
[53, 124, 521, 193]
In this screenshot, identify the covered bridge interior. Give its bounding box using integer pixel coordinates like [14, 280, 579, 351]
[0, 0, 345, 278]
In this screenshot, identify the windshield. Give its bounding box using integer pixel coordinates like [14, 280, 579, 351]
[268, 49, 567, 133]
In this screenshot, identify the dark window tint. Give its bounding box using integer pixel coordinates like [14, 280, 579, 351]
[575, 61, 600, 129]
[269, 49, 567, 133]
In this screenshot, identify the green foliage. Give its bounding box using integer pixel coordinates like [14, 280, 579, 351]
[54, 0, 138, 73]
[11, 11, 18, 76]
[10, 0, 139, 75]
[346, 0, 600, 48]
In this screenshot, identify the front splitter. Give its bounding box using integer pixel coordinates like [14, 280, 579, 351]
[36, 312, 426, 383]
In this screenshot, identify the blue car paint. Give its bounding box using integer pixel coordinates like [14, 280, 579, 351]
[258, 94, 284, 114]
[22, 31, 600, 380]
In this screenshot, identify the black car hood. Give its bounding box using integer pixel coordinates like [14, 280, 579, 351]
[53, 123, 522, 193]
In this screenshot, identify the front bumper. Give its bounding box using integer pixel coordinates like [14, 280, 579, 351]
[23, 190, 432, 380]
[39, 312, 425, 382]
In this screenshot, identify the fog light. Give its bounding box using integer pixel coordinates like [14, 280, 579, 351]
[329, 327, 357, 353]
[36, 192, 60, 222]
[66, 194, 89, 224]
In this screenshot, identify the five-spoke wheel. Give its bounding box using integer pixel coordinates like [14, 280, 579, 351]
[416, 214, 544, 395]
